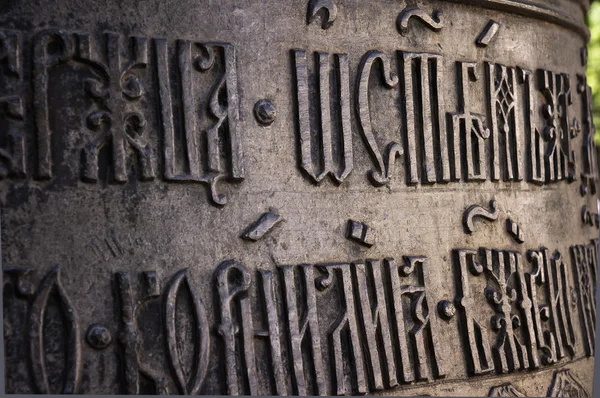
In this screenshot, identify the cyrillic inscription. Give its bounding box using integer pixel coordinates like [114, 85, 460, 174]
[397, 7, 444, 36]
[116, 271, 168, 394]
[214, 257, 444, 395]
[28, 266, 81, 394]
[164, 270, 210, 395]
[577, 75, 598, 195]
[454, 199, 584, 379]
[449, 62, 489, 181]
[155, 40, 244, 205]
[1, 28, 598, 200]
[356, 50, 400, 185]
[306, 0, 338, 29]
[487, 63, 523, 181]
[2, 232, 593, 396]
[33, 29, 72, 180]
[538, 70, 577, 183]
[293, 49, 353, 183]
[75, 33, 154, 183]
[1, 29, 244, 206]
[456, 247, 576, 375]
[290, 49, 597, 190]
[0, 17, 596, 397]
[403, 51, 450, 184]
[570, 240, 598, 356]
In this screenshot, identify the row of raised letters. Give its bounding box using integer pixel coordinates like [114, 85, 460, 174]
[454, 240, 600, 377]
[6, 242, 594, 395]
[0, 30, 243, 205]
[215, 258, 445, 395]
[1, 31, 598, 199]
[4, 257, 444, 395]
[570, 239, 598, 356]
[294, 49, 598, 190]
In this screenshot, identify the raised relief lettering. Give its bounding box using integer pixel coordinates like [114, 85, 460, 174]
[0, 30, 25, 179]
[115, 269, 212, 395]
[524, 250, 556, 366]
[455, 202, 578, 377]
[306, 0, 338, 29]
[487, 63, 523, 181]
[286, 55, 584, 189]
[519, 68, 546, 185]
[463, 200, 499, 234]
[5, 249, 591, 395]
[3, 29, 248, 205]
[33, 30, 73, 179]
[294, 257, 445, 394]
[74, 32, 154, 183]
[354, 260, 398, 390]
[476, 20, 500, 48]
[215, 260, 258, 395]
[397, 8, 444, 36]
[346, 219, 376, 247]
[293, 49, 353, 184]
[28, 266, 81, 394]
[545, 251, 576, 358]
[570, 240, 597, 356]
[449, 62, 489, 181]
[318, 263, 368, 395]
[280, 264, 327, 396]
[164, 270, 210, 395]
[455, 249, 496, 375]
[216, 261, 313, 396]
[581, 205, 600, 228]
[155, 40, 244, 205]
[2, 28, 592, 198]
[356, 50, 400, 185]
[538, 70, 575, 183]
[115, 269, 216, 395]
[255, 270, 289, 396]
[527, 249, 576, 363]
[402, 51, 450, 184]
[456, 247, 577, 376]
[482, 250, 530, 373]
[506, 219, 525, 243]
[577, 75, 598, 195]
[390, 257, 445, 381]
[3, 25, 598, 396]
[212, 256, 450, 395]
[241, 209, 283, 241]
[116, 272, 168, 394]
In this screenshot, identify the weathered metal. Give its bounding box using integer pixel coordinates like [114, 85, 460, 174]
[0, 0, 597, 396]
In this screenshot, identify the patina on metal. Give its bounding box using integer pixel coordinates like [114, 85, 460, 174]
[0, 0, 597, 396]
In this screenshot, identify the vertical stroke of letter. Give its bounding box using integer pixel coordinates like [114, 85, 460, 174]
[33, 30, 73, 179]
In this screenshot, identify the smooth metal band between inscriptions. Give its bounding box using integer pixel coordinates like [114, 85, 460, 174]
[444, 0, 590, 41]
